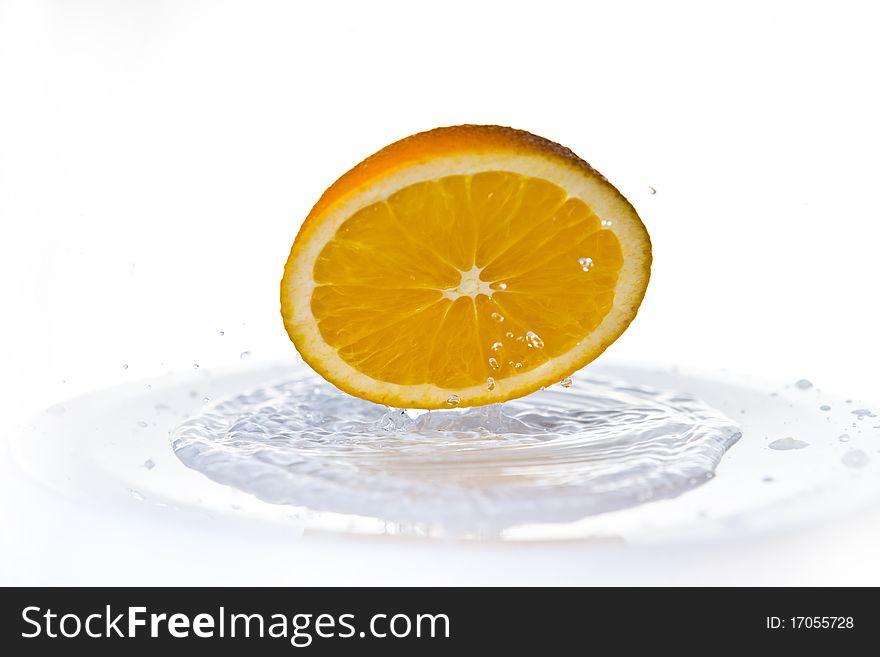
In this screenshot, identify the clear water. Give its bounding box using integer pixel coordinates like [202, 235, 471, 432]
[170, 366, 741, 530]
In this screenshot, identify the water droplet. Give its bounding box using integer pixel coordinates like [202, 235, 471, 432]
[488, 357, 500, 371]
[768, 437, 809, 450]
[578, 257, 594, 271]
[143, 458, 156, 470]
[46, 404, 66, 416]
[137, 420, 148, 428]
[146, 384, 152, 391]
[445, 395, 461, 407]
[842, 449, 870, 469]
[819, 404, 831, 411]
[852, 408, 876, 420]
[647, 186, 656, 195]
[560, 378, 573, 388]
[122, 364, 129, 370]
[202, 396, 211, 403]
[490, 342, 503, 352]
[240, 351, 251, 360]
[490, 312, 504, 323]
[219, 330, 225, 336]
[525, 330, 544, 349]
[193, 363, 200, 370]
[794, 379, 812, 390]
[761, 476, 774, 483]
[839, 433, 850, 442]
[128, 489, 144, 502]
[505, 331, 514, 339]
[514, 362, 523, 370]
[486, 377, 496, 391]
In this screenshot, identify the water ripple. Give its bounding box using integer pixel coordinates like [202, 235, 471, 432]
[171, 367, 741, 529]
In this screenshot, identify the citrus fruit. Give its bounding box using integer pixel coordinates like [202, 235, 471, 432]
[281, 125, 651, 409]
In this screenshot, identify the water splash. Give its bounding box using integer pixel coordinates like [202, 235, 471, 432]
[769, 437, 809, 450]
[170, 367, 741, 530]
[841, 449, 870, 469]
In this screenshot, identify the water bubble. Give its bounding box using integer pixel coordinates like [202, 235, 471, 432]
[505, 331, 514, 339]
[445, 395, 461, 407]
[490, 312, 504, 323]
[768, 437, 809, 450]
[841, 449, 870, 469]
[219, 330, 225, 337]
[146, 384, 152, 391]
[122, 364, 129, 370]
[819, 404, 831, 411]
[240, 351, 251, 360]
[193, 363, 200, 370]
[560, 378, 573, 388]
[203, 396, 211, 403]
[839, 434, 850, 442]
[514, 362, 523, 370]
[490, 342, 503, 352]
[525, 330, 544, 349]
[486, 377, 496, 391]
[46, 404, 66, 416]
[143, 458, 156, 470]
[488, 357, 500, 371]
[578, 257, 594, 271]
[794, 379, 813, 390]
[648, 186, 656, 195]
[137, 420, 149, 428]
[852, 409, 876, 420]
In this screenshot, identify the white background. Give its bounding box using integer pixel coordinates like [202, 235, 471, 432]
[1, 0, 879, 584]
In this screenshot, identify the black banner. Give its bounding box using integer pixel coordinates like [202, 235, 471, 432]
[0, 587, 874, 653]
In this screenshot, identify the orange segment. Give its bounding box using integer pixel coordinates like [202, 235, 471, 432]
[281, 125, 651, 408]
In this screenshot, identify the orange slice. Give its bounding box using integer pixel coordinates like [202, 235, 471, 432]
[281, 125, 651, 409]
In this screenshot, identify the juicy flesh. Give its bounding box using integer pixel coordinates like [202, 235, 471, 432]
[311, 172, 624, 389]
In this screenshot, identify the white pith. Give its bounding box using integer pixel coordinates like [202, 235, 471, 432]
[442, 266, 495, 300]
